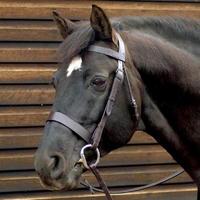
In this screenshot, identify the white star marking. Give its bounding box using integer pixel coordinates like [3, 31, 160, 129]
[66, 56, 82, 77]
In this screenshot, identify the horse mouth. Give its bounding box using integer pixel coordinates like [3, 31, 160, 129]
[38, 163, 84, 191]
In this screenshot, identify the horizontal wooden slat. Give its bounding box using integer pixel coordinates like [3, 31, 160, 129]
[0, 129, 156, 150]
[0, 20, 60, 42]
[0, 128, 43, 149]
[0, 1, 197, 199]
[0, 64, 56, 83]
[89, 0, 200, 1]
[0, 145, 175, 171]
[0, 43, 57, 63]
[0, 16, 199, 43]
[0, 1, 199, 20]
[0, 108, 157, 144]
[142, 0, 199, 1]
[0, 106, 50, 127]
[0, 184, 197, 200]
[101, 145, 175, 166]
[0, 85, 54, 105]
[129, 131, 156, 144]
[0, 165, 191, 193]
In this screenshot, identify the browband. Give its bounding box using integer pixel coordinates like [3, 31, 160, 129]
[88, 45, 125, 62]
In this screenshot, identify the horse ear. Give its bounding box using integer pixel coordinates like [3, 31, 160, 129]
[52, 11, 76, 39]
[90, 5, 113, 41]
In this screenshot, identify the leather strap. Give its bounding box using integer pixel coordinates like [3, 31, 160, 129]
[81, 168, 184, 194]
[91, 66, 124, 149]
[88, 33, 126, 200]
[48, 112, 91, 143]
[124, 67, 139, 121]
[90, 164, 113, 200]
[88, 45, 125, 62]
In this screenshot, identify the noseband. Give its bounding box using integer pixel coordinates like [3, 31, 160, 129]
[47, 32, 183, 200]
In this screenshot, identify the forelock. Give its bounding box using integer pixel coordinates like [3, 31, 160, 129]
[57, 24, 95, 67]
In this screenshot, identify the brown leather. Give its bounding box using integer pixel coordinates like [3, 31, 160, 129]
[48, 112, 91, 143]
[81, 168, 184, 194]
[90, 164, 113, 200]
[91, 65, 124, 149]
[90, 32, 127, 149]
[124, 66, 140, 121]
[88, 45, 125, 62]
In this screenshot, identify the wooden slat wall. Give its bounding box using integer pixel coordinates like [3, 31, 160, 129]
[0, 1, 199, 199]
[0, 1, 199, 20]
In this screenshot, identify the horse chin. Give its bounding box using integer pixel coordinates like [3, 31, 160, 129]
[38, 163, 84, 191]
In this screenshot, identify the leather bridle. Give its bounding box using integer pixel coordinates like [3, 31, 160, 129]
[48, 32, 139, 146]
[47, 32, 184, 200]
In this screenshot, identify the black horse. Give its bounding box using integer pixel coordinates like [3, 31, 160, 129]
[34, 5, 200, 199]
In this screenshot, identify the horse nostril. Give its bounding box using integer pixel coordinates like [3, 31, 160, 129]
[49, 153, 65, 180]
[49, 156, 58, 170]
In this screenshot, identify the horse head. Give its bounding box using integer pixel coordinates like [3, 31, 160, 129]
[34, 5, 143, 191]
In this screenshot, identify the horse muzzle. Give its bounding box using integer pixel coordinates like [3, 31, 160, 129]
[34, 123, 86, 191]
[34, 151, 84, 190]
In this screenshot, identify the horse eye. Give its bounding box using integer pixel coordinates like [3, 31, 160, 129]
[91, 77, 107, 91]
[92, 78, 106, 86]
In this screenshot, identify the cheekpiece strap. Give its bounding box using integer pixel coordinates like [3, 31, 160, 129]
[89, 33, 126, 149]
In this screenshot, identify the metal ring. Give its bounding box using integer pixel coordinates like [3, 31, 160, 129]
[80, 144, 100, 169]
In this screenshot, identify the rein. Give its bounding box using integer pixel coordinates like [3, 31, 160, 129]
[47, 32, 184, 200]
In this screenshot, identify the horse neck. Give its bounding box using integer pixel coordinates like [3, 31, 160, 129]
[124, 31, 200, 101]
[124, 31, 200, 143]
[123, 32, 200, 181]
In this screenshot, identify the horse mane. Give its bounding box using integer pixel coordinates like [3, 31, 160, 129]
[57, 16, 200, 67]
[114, 16, 200, 39]
[57, 24, 95, 66]
[113, 16, 200, 58]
